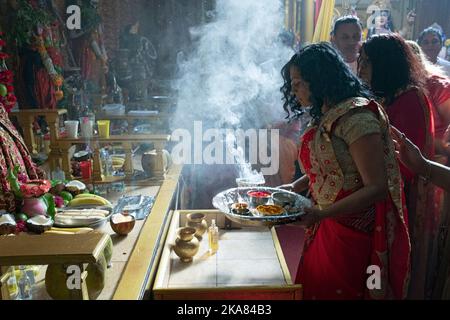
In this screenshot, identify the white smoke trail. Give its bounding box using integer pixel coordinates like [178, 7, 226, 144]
[171, 0, 292, 181]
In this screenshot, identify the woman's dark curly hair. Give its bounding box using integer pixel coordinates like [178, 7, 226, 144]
[281, 42, 372, 121]
[361, 33, 427, 105]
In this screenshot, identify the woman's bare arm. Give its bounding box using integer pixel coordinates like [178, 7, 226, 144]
[279, 174, 309, 194]
[392, 126, 450, 192]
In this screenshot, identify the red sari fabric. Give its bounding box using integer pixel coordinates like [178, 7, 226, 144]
[385, 88, 437, 299]
[386, 88, 435, 180]
[34, 67, 56, 110]
[295, 105, 410, 300]
[427, 75, 450, 140]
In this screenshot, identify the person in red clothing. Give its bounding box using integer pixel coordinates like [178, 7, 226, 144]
[281, 43, 410, 300]
[407, 40, 450, 164]
[359, 34, 435, 299]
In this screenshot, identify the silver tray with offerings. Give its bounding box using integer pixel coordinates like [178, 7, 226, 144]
[54, 205, 113, 229]
[212, 187, 311, 227]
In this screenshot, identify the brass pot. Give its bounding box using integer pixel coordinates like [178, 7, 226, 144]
[141, 149, 171, 177]
[173, 227, 199, 263]
[186, 213, 208, 240]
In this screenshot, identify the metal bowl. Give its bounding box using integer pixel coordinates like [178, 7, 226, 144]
[271, 192, 297, 207]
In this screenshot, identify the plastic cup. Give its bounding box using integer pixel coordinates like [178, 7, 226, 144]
[97, 120, 110, 139]
[64, 121, 79, 139]
[80, 116, 95, 138]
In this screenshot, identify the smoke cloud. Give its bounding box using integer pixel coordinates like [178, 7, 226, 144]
[171, 0, 293, 131]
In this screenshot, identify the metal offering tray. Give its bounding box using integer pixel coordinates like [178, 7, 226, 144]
[212, 187, 311, 227]
[54, 205, 113, 229]
[113, 195, 155, 220]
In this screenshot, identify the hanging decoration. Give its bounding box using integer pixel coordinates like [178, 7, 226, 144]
[11, 0, 65, 107]
[0, 32, 18, 113]
[33, 30, 64, 101]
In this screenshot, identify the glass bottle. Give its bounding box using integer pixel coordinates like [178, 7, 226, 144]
[51, 166, 66, 181]
[208, 219, 219, 254]
[17, 266, 33, 300]
[6, 267, 19, 300]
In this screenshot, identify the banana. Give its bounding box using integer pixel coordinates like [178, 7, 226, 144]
[69, 195, 112, 207]
[112, 157, 125, 163]
[45, 227, 94, 234]
[74, 194, 113, 206]
[56, 209, 109, 217]
[44, 230, 76, 235]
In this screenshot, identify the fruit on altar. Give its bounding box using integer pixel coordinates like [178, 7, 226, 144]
[0, 214, 17, 235]
[44, 227, 94, 235]
[60, 191, 73, 202]
[0, 84, 7, 97]
[49, 182, 66, 195]
[21, 197, 48, 217]
[54, 196, 64, 208]
[110, 213, 135, 236]
[45, 254, 107, 300]
[68, 194, 112, 207]
[14, 213, 28, 223]
[65, 180, 86, 196]
[26, 215, 53, 234]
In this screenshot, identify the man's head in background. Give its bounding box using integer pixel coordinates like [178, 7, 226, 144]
[331, 15, 363, 64]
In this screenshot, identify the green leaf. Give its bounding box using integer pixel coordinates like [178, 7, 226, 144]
[42, 193, 56, 220]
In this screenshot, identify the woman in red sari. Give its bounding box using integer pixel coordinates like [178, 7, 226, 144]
[280, 43, 410, 300]
[358, 34, 435, 299]
[407, 40, 450, 163]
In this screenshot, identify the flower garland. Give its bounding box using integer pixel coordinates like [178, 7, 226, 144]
[34, 30, 64, 101]
[0, 32, 18, 113]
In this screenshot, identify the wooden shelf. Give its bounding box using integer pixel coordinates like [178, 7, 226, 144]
[76, 175, 164, 186]
[55, 134, 171, 183]
[11, 108, 68, 116]
[57, 134, 170, 144]
[96, 113, 170, 121]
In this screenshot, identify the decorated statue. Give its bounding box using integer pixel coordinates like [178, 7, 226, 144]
[366, 1, 394, 39]
[67, 0, 108, 96]
[117, 20, 157, 102]
[365, 0, 416, 40]
[0, 32, 18, 113]
[11, 0, 65, 109]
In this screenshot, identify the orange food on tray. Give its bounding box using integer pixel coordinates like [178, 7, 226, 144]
[256, 205, 285, 216]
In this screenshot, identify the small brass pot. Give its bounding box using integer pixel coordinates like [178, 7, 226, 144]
[186, 213, 208, 240]
[173, 227, 200, 263]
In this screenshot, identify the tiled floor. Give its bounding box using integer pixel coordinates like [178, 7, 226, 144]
[167, 228, 286, 288]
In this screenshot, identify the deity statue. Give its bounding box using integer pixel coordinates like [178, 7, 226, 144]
[116, 21, 157, 102]
[67, 0, 108, 96]
[366, 1, 394, 39]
